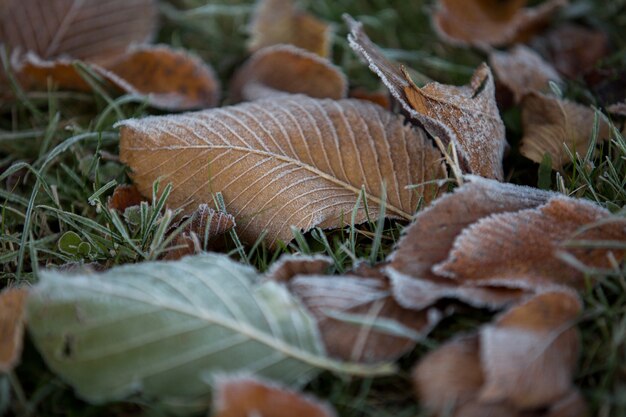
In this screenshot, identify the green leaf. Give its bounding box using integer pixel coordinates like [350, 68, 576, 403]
[57, 231, 83, 255]
[27, 254, 394, 413]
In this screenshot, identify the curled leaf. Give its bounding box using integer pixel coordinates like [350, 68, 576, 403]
[230, 45, 347, 102]
[479, 291, 581, 408]
[213, 375, 337, 417]
[347, 17, 506, 179]
[288, 266, 440, 362]
[162, 204, 236, 260]
[433, 0, 567, 47]
[0, 0, 157, 64]
[27, 254, 393, 411]
[265, 254, 333, 283]
[14, 46, 221, 111]
[0, 287, 28, 372]
[248, 0, 331, 57]
[118, 96, 445, 247]
[489, 45, 562, 104]
[520, 92, 611, 169]
[434, 196, 626, 289]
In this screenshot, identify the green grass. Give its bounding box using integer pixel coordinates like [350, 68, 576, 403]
[1, 0, 626, 416]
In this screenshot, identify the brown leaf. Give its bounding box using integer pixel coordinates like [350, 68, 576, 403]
[0, 287, 29, 372]
[349, 88, 391, 110]
[546, 390, 588, 417]
[14, 46, 221, 111]
[607, 102, 626, 117]
[288, 266, 440, 362]
[107, 184, 145, 212]
[434, 196, 626, 289]
[479, 291, 581, 408]
[162, 204, 235, 260]
[346, 18, 506, 179]
[489, 45, 562, 104]
[118, 96, 445, 247]
[104, 45, 221, 110]
[520, 92, 611, 169]
[530, 24, 609, 79]
[248, 0, 331, 57]
[413, 334, 485, 414]
[388, 176, 553, 278]
[230, 45, 347, 102]
[433, 0, 567, 48]
[0, 0, 156, 65]
[213, 375, 337, 417]
[265, 254, 333, 282]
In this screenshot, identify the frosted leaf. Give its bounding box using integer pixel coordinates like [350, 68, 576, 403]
[118, 95, 446, 247]
[265, 254, 333, 283]
[230, 45, 347, 102]
[434, 196, 626, 289]
[0, 0, 156, 65]
[433, 0, 567, 48]
[489, 45, 562, 103]
[0, 287, 28, 373]
[346, 17, 506, 180]
[520, 92, 611, 169]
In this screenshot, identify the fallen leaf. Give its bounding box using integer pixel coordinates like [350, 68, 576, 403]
[118, 95, 445, 247]
[530, 23, 609, 79]
[489, 45, 562, 104]
[434, 196, 626, 289]
[287, 265, 440, 362]
[0, 0, 157, 65]
[248, 0, 331, 57]
[107, 184, 145, 212]
[104, 45, 221, 110]
[213, 375, 337, 417]
[346, 17, 506, 179]
[265, 254, 333, 283]
[607, 102, 626, 117]
[230, 45, 347, 102]
[27, 254, 393, 411]
[479, 291, 581, 408]
[433, 0, 567, 48]
[162, 204, 235, 260]
[546, 390, 588, 417]
[14, 46, 221, 111]
[413, 334, 485, 414]
[520, 92, 611, 169]
[0, 287, 28, 372]
[349, 88, 391, 109]
[388, 176, 553, 279]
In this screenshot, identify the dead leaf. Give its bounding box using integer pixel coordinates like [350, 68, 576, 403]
[434, 196, 626, 290]
[104, 45, 221, 110]
[14, 46, 221, 111]
[213, 374, 337, 417]
[346, 17, 506, 180]
[107, 184, 145, 212]
[479, 291, 581, 408]
[607, 102, 626, 117]
[230, 45, 347, 102]
[118, 95, 445, 247]
[287, 265, 440, 362]
[433, 0, 567, 48]
[520, 92, 611, 169]
[530, 24, 609, 79]
[0, 0, 157, 65]
[265, 254, 333, 282]
[388, 175, 552, 280]
[248, 0, 331, 57]
[489, 45, 562, 104]
[162, 204, 235, 260]
[349, 88, 391, 109]
[546, 390, 588, 417]
[0, 286, 29, 372]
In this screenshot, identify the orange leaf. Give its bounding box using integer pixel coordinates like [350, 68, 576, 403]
[0, 287, 29, 373]
[107, 184, 145, 212]
[433, 0, 567, 47]
[347, 17, 506, 179]
[230, 45, 347, 102]
[434, 196, 626, 289]
[248, 0, 331, 57]
[213, 375, 336, 417]
[265, 254, 333, 282]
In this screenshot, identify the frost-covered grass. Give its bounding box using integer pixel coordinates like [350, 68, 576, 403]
[1, 0, 626, 416]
